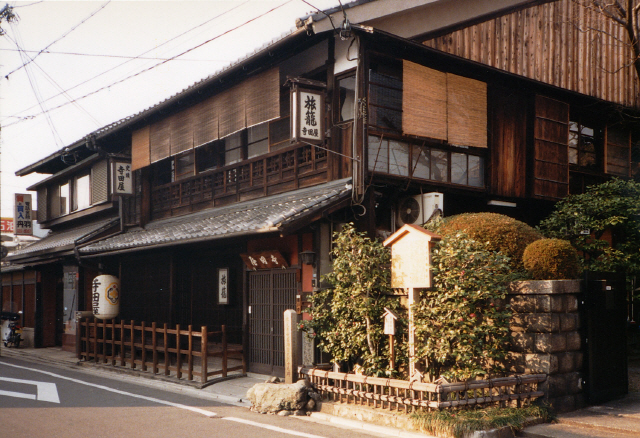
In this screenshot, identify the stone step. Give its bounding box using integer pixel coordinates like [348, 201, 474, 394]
[518, 423, 639, 438]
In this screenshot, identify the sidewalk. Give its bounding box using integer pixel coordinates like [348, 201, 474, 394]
[5, 346, 640, 438]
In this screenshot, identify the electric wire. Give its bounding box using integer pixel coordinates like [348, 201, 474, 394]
[4, 0, 295, 126]
[3, 31, 101, 127]
[9, 21, 64, 147]
[3, 0, 252, 125]
[0, 48, 226, 62]
[4, 1, 111, 79]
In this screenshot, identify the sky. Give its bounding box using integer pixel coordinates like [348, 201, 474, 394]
[0, 0, 341, 220]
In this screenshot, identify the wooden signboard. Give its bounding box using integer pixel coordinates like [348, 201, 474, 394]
[383, 224, 441, 289]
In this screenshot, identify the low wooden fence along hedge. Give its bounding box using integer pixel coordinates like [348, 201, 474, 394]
[78, 318, 245, 384]
[299, 367, 546, 413]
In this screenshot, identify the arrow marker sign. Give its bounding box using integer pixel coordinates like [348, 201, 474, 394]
[0, 377, 60, 403]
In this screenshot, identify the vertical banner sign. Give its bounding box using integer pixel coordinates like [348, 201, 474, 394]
[293, 88, 324, 144]
[218, 268, 229, 305]
[14, 194, 33, 236]
[112, 162, 133, 195]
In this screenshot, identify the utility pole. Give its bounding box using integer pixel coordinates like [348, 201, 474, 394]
[0, 4, 17, 36]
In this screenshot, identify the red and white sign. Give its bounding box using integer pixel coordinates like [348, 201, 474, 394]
[0, 218, 14, 233]
[14, 194, 33, 236]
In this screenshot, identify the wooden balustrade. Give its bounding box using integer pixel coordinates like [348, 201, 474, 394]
[78, 318, 245, 385]
[151, 143, 329, 220]
[299, 367, 546, 413]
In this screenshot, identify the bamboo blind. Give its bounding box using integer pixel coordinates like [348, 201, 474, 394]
[149, 117, 171, 164]
[447, 74, 487, 148]
[606, 125, 631, 177]
[193, 99, 219, 148]
[91, 160, 109, 204]
[402, 60, 447, 140]
[131, 125, 150, 171]
[422, 0, 639, 109]
[133, 67, 280, 168]
[170, 106, 195, 156]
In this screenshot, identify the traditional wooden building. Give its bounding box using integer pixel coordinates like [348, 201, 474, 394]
[7, 0, 637, 375]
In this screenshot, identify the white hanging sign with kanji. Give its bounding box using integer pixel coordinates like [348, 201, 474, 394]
[292, 88, 324, 144]
[218, 268, 229, 305]
[112, 162, 133, 195]
[14, 194, 33, 236]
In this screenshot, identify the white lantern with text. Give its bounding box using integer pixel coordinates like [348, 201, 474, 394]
[91, 275, 120, 320]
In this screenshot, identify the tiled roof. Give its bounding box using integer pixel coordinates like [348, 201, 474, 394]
[9, 218, 118, 257]
[80, 178, 353, 255]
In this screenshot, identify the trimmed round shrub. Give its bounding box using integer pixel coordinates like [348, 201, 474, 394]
[436, 213, 543, 271]
[523, 238, 581, 280]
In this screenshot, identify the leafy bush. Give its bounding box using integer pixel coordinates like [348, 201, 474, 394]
[435, 213, 543, 271]
[540, 178, 640, 278]
[523, 238, 581, 280]
[413, 232, 512, 382]
[304, 224, 406, 376]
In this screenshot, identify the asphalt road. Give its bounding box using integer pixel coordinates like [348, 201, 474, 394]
[0, 357, 383, 438]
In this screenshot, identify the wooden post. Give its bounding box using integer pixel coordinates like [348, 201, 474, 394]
[222, 325, 228, 377]
[163, 323, 169, 376]
[92, 318, 98, 363]
[141, 321, 147, 371]
[389, 334, 395, 370]
[201, 326, 208, 384]
[176, 324, 182, 379]
[119, 320, 125, 366]
[130, 320, 135, 369]
[187, 325, 193, 381]
[407, 287, 418, 380]
[283, 309, 298, 384]
[75, 317, 82, 360]
[152, 322, 158, 374]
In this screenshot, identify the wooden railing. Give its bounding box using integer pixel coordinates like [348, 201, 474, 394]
[78, 318, 245, 385]
[299, 367, 546, 413]
[151, 143, 328, 219]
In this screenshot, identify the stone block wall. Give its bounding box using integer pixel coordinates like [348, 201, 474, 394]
[507, 280, 584, 412]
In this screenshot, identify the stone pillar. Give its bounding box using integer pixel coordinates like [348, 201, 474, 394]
[508, 280, 584, 413]
[284, 309, 299, 384]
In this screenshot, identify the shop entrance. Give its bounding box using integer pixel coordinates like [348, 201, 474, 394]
[248, 269, 297, 376]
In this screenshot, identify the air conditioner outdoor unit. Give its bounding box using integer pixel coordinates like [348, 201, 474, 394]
[396, 192, 443, 227]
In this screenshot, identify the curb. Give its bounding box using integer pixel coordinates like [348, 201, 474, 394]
[308, 412, 433, 438]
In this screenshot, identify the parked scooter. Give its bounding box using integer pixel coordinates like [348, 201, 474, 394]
[1, 311, 22, 348]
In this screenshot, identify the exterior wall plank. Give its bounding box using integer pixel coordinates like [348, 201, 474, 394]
[422, 0, 639, 108]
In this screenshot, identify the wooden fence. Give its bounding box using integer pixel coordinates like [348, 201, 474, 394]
[78, 318, 245, 384]
[299, 367, 546, 413]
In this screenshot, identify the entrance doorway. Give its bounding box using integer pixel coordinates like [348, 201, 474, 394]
[248, 269, 297, 376]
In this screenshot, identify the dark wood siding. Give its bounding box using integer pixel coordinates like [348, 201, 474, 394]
[533, 95, 569, 200]
[422, 0, 639, 109]
[490, 88, 528, 198]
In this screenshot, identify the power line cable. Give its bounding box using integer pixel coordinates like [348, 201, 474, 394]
[12, 1, 45, 8]
[3, 0, 251, 123]
[4, 1, 110, 79]
[4, 0, 294, 126]
[0, 47, 227, 62]
[4, 31, 102, 127]
[10, 21, 64, 147]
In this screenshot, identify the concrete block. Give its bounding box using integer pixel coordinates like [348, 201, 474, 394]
[551, 334, 568, 353]
[550, 395, 577, 413]
[524, 353, 557, 374]
[510, 296, 537, 313]
[508, 280, 581, 296]
[557, 352, 576, 373]
[534, 333, 552, 353]
[529, 314, 560, 333]
[505, 353, 526, 374]
[550, 295, 565, 313]
[510, 332, 535, 352]
[565, 331, 581, 351]
[559, 314, 578, 332]
[565, 295, 578, 312]
[565, 372, 583, 394]
[548, 374, 568, 397]
[574, 352, 584, 370]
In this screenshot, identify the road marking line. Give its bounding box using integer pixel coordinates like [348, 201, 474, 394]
[0, 377, 60, 403]
[222, 417, 327, 438]
[0, 361, 215, 417]
[0, 389, 36, 400]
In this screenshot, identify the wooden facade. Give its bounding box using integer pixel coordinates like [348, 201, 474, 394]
[422, 0, 639, 109]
